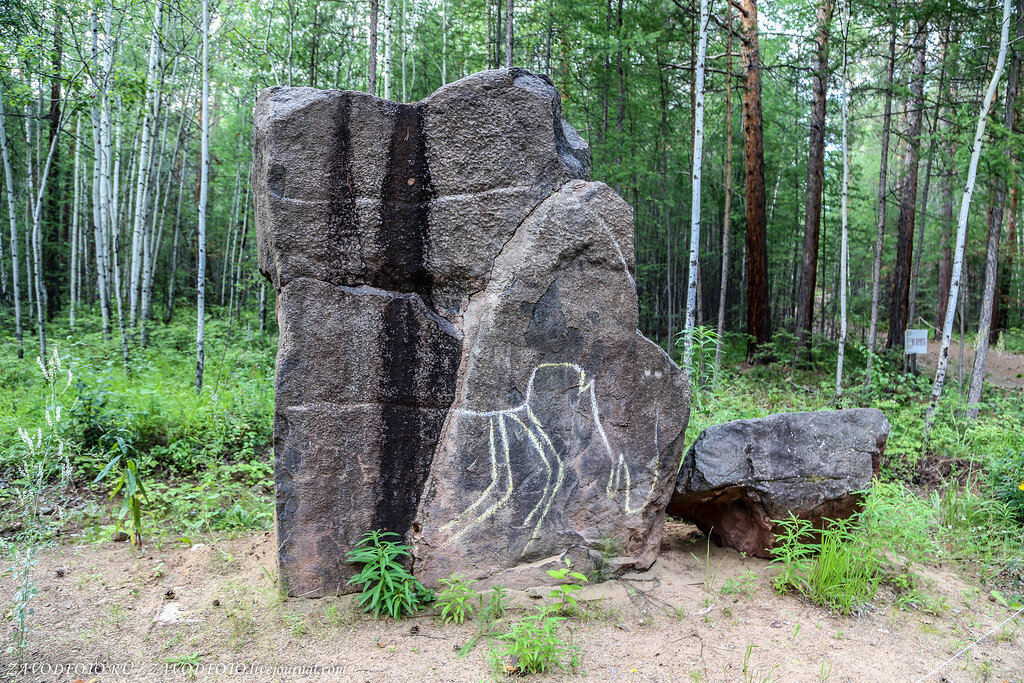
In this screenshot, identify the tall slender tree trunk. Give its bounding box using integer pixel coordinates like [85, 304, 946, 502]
[505, 0, 513, 67]
[259, 281, 267, 336]
[197, 0, 211, 393]
[683, 0, 710, 377]
[369, 0, 378, 95]
[740, 0, 771, 361]
[794, 0, 834, 362]
[835, 0, 849, 400]
[967, 0, 1022, 418]
[886, 26, 928, 352]
[907, 51, 947, 372]
[441, 0, 447, 82]
[128, 0, 162, 328]
[866, 27, 897, 379]
[0, 84, 23, 358]
[714, 4, 734, 381]
[383, 0, 392, 99]
[26, 106, 61, 359]
[166, 152, 185, 323]
[925, 0, 1012, 437]
[70, 114, 82, 332]
[220, 166, 241, 304]
[936, 36, 958, 338]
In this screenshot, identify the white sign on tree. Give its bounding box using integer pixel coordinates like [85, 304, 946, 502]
[905, 329, 928, 355]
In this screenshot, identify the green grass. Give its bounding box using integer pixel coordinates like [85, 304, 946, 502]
[1, 306, 276, 547]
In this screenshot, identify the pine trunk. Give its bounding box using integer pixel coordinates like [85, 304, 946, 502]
[794, 0, 834, 362]
[886, 27, 928, 352]
[740, 0, 771, 361]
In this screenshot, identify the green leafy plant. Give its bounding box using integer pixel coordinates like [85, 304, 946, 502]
[675, 326, 721, 408]
[435, 573, 480, 624]
[721, 569, 758, 597]
[547, 559, 588, 614]
[93, 450, 148, 546]
[4, 547, 38, 662]
[455, 583, 511, 657]
[770, 513, 883, 615]
[491, 605, 580, 675]
[345, 530, 433, 619]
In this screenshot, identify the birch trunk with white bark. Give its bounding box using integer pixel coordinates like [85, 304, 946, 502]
[682, 0, 710, 379]
[128, 0, 162, 328]
[0, 84, 23, 358]
[197, 0, 210, 393]
[925, 0, 1012, 437]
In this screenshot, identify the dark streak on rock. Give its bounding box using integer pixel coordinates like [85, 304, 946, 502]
[376, 104, 435, 297]
[373, 103, 456, 537]
[326, 94, 358, 284]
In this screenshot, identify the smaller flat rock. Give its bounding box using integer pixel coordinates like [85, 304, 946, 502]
[667, 408, 889, 558]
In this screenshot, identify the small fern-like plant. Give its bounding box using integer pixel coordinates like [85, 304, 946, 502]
[435, 573, 479, 624]
[345, 530, 432, 619]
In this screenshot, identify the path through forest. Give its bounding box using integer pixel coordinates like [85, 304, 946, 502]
[917, 340, 1024, 390]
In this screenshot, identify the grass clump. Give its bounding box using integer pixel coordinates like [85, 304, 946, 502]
[345, 530, 433, 619]
[771, 513, 884, 615]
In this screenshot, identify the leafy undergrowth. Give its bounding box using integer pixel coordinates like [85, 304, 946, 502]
[1, 308, 275, 551]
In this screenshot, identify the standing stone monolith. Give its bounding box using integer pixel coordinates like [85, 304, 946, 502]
[254, 68, 690, 596]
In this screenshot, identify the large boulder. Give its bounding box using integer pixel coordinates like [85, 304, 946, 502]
[253, 68, 690, 596]
[667, 409, 888, 558]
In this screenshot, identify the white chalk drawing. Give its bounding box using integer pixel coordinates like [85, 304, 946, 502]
[441, 363, 661, 547]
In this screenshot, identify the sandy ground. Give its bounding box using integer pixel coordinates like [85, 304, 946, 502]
[1, 522, 1022, 682]
[917, 341, 1024, 391]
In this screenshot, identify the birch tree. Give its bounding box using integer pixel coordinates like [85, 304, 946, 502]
[925, 0, 1012, 438]
[713, 4, 734, 382]
[966, 0, 1022, 418]
[505, 0, 513, 67]
[369, 0, 378, 94]
[196, 0, 211, 393]
[128, 0, 163, 328]
[682, 0, 709, 378]
[70, 114, 82, 332]
[0, 84, 23, 358]
[384, 0, 392, 99]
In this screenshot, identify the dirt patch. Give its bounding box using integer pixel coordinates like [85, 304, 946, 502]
[1, 522, 1022, 682]
[917, 340, 1024, 391]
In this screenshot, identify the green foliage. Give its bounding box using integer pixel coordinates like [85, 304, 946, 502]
[454, 584, 511, 658]
[770, 513, 884, 615]
[986, 448, 1024, 523]
[3, 547, 38, 662]
[345, 530, 433, 619]
[490, 605, 580, 676]
[93, 453, 148, 546]
[721, 569, 758, 598]
[546, 560, 589, 614]
[435, 574, 480, 624]
[0, 315, 275, 543]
